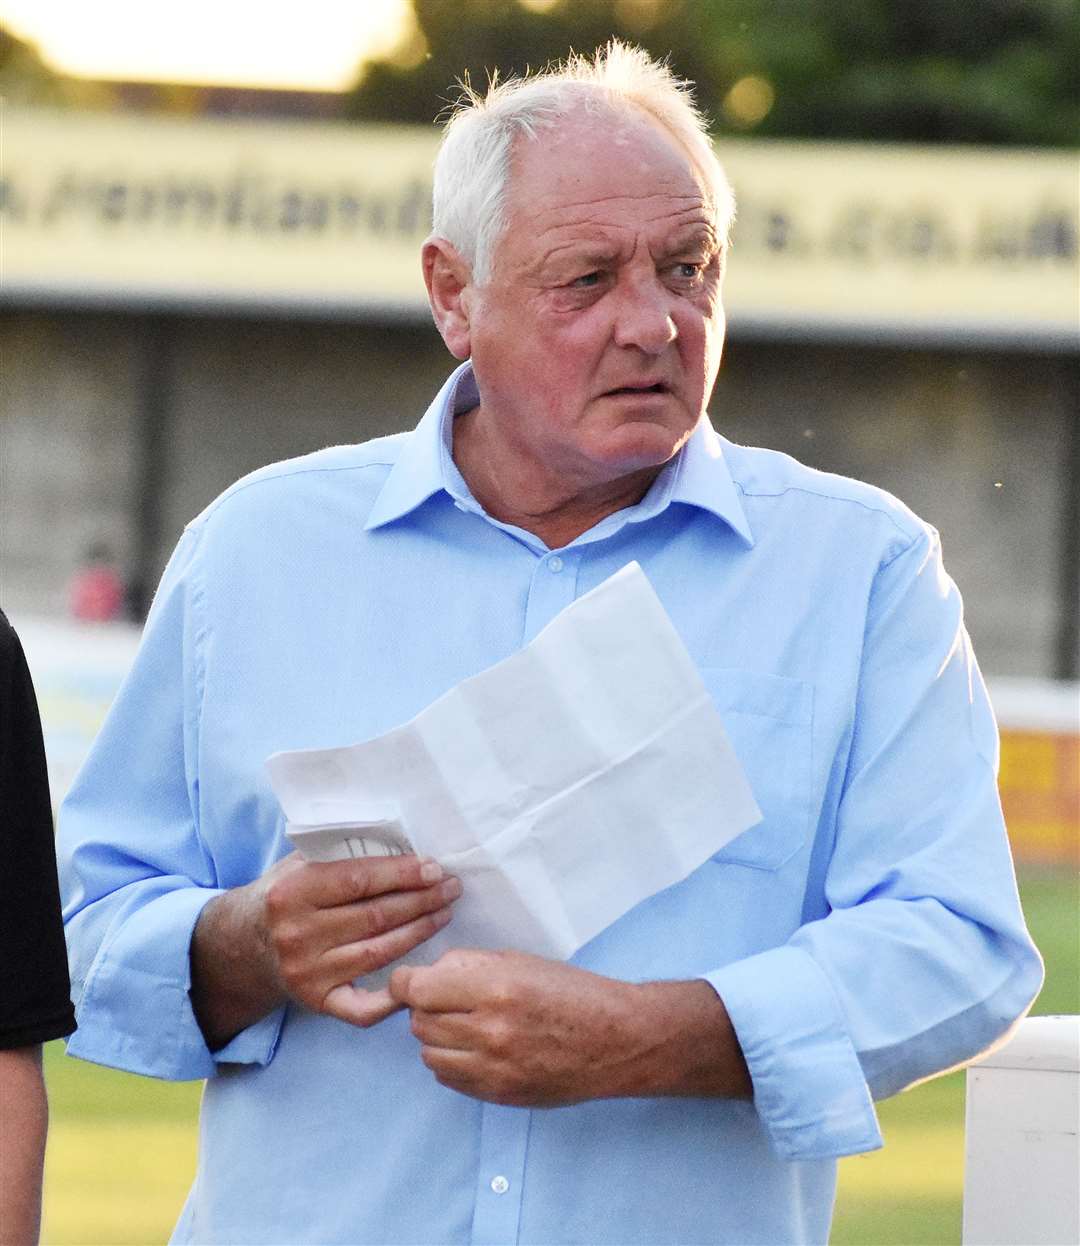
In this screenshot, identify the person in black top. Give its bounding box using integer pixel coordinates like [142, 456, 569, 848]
[0, 611, 76, 1245]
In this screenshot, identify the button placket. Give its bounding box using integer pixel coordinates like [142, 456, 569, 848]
[470, 1103, 531, 1244]
[522, 551, 579, 644]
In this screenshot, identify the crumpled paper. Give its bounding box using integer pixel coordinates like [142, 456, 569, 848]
[266, 561, 761, 964]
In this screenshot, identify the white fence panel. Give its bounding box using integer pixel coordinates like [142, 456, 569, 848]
[964, 1015, 1080, 1246]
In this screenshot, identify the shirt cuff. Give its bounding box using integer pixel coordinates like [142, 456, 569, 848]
[211, 1007, 286, 1066]
[67, 885, 284, 1080]
[704, 944, 883, 1161]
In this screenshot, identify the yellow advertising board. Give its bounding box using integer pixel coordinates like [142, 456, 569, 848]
[991, 680, 1079, 870]
[999, 728, 1079, 869]
[2, 107, 1077, 344]
[1, 109, 435, 314]
[720, 139, 1078, 344]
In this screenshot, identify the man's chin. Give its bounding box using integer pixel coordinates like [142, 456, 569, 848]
[592, 419, 694, 473]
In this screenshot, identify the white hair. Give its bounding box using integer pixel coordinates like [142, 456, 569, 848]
[432, 40, 735, 285]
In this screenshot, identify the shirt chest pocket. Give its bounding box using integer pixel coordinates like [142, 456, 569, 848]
[701, 667, 814, 871]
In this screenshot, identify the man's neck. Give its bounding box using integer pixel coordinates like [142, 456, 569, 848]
[452, 406, 663, 549]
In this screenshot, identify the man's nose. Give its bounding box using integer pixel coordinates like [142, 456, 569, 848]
[611, 276, 678, 355]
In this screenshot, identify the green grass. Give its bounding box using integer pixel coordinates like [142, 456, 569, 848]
[40, 872, 1078, 1245]
[831, 871, 1077, 1246]
[1016, 873, 1080, 1016]
[42, 1055, 200, 1245]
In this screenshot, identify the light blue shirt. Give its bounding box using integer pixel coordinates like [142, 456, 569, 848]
[61, 362, 1042, 1246]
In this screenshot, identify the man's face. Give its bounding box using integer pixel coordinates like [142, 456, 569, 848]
[460, 109, 726, 488]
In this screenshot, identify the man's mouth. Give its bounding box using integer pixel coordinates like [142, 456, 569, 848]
[604, 382, 670, 396]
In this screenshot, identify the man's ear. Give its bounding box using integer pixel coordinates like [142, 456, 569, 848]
[423, 237, 474, 360]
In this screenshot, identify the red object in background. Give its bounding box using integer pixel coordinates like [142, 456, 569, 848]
[69, 564, 125, 622]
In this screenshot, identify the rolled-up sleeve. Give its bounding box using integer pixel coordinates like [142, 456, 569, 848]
[706, 529, 1044, 1161]
[59, 525, 285, 1080]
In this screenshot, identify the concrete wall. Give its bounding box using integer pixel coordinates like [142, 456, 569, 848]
[715, 338, 1076, 679]
[1, 308, 1075, 678]
[158, 316, 451, 582]
[1, 313, 142, 613]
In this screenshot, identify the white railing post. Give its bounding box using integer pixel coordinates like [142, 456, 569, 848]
[963, 1015, 1080, 1246]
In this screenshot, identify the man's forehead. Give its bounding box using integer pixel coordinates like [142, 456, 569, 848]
[504, 114, 716, 239]
[530, 202, 716, 259]
[511, 108, 703, 191]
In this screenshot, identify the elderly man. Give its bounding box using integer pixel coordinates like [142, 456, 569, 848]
[61, 43, 1041, 1246]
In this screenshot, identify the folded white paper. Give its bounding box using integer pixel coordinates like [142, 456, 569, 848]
[285, 818, 412, 862]
[266, 561, 761, 967]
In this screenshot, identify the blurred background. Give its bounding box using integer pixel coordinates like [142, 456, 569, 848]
[1, 1, 1076, 1243]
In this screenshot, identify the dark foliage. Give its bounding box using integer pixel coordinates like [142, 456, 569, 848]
[344, 0, 1080, 145]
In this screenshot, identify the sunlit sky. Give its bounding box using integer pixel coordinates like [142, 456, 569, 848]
[0, 0, 413, 90]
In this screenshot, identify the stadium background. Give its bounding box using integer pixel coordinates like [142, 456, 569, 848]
[0, 2, 1076, 1241]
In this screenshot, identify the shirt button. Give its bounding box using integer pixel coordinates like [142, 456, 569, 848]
[547, 556, 564, 573]
[490, 1175, 510, 1195]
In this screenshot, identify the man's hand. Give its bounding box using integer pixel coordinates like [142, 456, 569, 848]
[389, 949, 751, 1108]
[190, 852, 461, 1048]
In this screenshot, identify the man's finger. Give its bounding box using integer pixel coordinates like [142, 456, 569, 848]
[321, 983, 402, 1029]
[391, 951, 486, 1012]
[408, 1007, 474, 1050]
[417, 1045, 525, 1105]
[313, 875, 461, 945]
[323, 906, 455, 982]
[275, 853, 447, 911]
[388, 965, 414, 1004]
[390, 963, 451, 1010]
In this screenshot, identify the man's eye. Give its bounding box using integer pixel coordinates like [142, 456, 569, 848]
[570, 271, 603, 288]
[673, 262, 704, 280]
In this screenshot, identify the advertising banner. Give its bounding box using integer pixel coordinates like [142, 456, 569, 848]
[2, 108, 1077, 344]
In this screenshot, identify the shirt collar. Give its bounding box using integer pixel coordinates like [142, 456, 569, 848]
[364, 360, 754, 547]
[664, 414, 755, 546]
[363, 362, 477, 531]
